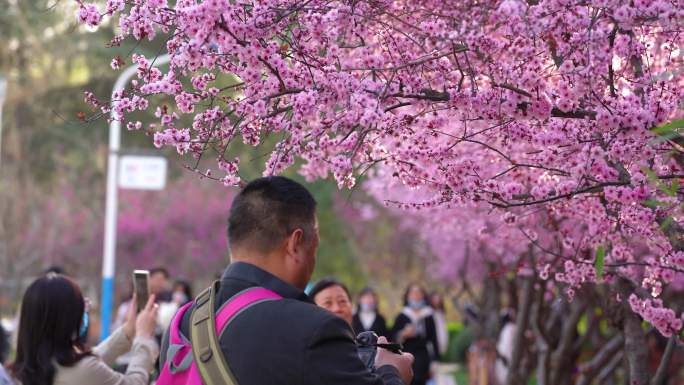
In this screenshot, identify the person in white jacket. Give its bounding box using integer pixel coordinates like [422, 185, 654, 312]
[495, 309, 516, 385]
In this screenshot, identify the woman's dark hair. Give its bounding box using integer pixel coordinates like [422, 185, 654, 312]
[403, 282, 427, 306]
[10, 274, 91, 385]
[174, 280, 193, 299]
[0, 323, 9, 364]
[308, 278, 351, 302]
[150, 267, 170, 279]
[429, 291, 445, 311]
[356, 287, 380, 312]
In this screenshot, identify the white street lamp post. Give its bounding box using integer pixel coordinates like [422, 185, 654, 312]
[100, 55, 170, 340]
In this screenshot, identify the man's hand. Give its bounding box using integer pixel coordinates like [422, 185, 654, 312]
[375, 336, 414, 384]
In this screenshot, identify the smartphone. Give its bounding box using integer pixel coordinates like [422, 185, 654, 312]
[133, 270, 150, 313]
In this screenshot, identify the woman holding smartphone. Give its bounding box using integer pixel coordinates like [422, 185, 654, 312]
[10, 273, 159, 385]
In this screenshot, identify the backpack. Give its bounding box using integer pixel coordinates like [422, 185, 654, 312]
[156, 282, 283, 385]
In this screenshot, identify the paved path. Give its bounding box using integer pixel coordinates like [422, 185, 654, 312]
[428, 363, 459, 385]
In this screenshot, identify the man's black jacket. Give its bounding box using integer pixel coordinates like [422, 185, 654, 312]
[160, 262, 404, 385]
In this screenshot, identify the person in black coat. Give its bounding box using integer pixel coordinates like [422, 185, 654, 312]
[353, 287, 389, 337]
[0, 323, 8, 365]
[160, 176, 414, 385]
[391, 283, 439, 385]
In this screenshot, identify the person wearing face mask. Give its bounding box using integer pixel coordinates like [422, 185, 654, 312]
[391, 283, 440, 385]
[9, 274, 159, 385]
[353, 287, 388, 337]
[171, 280, 193, 306]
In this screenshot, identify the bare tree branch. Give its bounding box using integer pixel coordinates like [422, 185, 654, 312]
[576, 334, 624, 385]
[650, 335, 678, 385]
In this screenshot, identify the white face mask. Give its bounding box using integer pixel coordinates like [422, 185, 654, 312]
[173, 292, 188, 304]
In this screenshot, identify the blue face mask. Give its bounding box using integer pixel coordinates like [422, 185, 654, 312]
[360, 303, 376, 313]
[79, 311, 89, 339]
[408, 300, 425, 310]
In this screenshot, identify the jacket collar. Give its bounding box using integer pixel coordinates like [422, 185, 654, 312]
[401, 306, 434, 323]
[221, 261, 312, 303]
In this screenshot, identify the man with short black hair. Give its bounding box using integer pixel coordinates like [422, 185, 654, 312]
[161, 176, 413, 385]
[149, 267, 171, 302]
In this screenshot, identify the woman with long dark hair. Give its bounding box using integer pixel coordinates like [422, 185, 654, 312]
[391, 283, 440, 385]
[10, 274, 159, 385]
[352, 287, 388, 337]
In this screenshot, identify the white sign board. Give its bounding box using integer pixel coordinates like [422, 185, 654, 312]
[119, 155, 167, 190]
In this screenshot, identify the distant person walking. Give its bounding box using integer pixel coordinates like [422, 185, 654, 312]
[392, 283, 440, 385]
[9, 274, 159, 385]
[494, 309, 516, 385]
[353, 287, 389, 337]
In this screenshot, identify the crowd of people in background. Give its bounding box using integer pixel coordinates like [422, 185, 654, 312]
[308, 278, 451, 385]
[0, 177, 448, 385]
[0, 265, 451, 385]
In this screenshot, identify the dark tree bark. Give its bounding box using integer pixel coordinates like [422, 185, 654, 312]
[650, 336, 677, 385]
[548, 299, 585, 385]
[618, 279, 650, 385]
[482, 267, 502, 340]
[505, 275, 534, 385]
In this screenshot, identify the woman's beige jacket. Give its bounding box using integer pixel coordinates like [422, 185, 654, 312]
[52, 327, 158, 385]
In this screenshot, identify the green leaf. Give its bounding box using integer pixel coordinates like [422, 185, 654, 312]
[643, 199, 672, 208]
[641, 166, 659, 183]
[595, 245, 605, 281]
[668, 178, 680, 197]
[660, 215, 674, 231]
[650, 118, 684, 144]
[652, 118, 684, 134]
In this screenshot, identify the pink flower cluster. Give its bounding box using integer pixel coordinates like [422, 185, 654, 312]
[78, 0, 684, 335]
[629, 294, 683, 337]
[77, 3, 101, 27]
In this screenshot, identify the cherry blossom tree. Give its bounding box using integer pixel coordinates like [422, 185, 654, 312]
[77, 0, 684, 382]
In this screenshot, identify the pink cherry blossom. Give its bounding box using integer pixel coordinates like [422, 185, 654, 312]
[77, 0, 684, 338]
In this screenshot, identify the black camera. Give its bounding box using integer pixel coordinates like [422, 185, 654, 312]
[356, 331, 403, 370]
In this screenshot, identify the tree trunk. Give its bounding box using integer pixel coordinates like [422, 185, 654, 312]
[623, 311, 649, 385]
[619, 279, 649, 385]
[482, 269, 502, 340]
[504, 276, 533, 385]
[549, 299, 585, 385]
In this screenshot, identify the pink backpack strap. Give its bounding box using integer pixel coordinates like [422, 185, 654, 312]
[215, 287, 283, 337]
[170, 302, 194, 344]
[164, 302, 195, 374]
